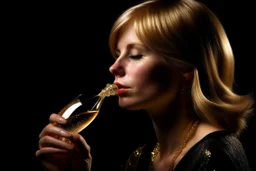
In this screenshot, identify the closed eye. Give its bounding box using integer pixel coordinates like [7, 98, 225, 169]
[129, 55, 143, 60]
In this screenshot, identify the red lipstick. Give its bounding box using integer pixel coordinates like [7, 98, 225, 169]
[114, 82, 129, 95]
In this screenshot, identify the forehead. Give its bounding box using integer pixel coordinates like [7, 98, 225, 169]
[116, 22, 142, 49]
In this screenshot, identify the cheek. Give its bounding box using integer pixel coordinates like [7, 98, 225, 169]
[128, 64, 154, 87]
[150, 65, 174, 90]
[146, 64, 177, 92]
[130, 63, 177, 92]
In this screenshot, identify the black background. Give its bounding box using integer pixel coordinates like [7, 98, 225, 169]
[4, 0, 255, 170]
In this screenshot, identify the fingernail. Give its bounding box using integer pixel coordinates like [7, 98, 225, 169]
[60, 130, 70, 137]
[58, 117, 66, 124]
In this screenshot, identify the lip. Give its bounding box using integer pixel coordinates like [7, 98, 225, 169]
[114, 82, 129, 89]
[117, 88, 128, 95]
[114, 82, 130, 95]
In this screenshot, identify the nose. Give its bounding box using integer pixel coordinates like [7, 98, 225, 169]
[109, 59, 125, 77]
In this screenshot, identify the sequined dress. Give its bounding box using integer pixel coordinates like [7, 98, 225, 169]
[121, 131, 251, 171]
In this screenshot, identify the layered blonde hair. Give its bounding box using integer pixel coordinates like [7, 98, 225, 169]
[109, 0, 254, 136]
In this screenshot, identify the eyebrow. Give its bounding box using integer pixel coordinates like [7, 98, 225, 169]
[115, 43, 148, 52]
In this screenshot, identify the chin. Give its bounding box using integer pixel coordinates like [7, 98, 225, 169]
[118, 96, 149, 110]
[118, 102, 143, 111]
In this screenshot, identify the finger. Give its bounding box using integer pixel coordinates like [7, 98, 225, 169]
[39, 135, 74, 150]
[36, 148, 72, 171]
[35, 147, 68, 156]
[49, 113, 67, 124]
[71, 134, 92, 159]
[79, 135, 91, 152]
[39, 124, 72, 139]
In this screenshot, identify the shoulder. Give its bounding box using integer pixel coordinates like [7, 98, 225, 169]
[193, 131, 251, 171]
[204, 131, 248, 157]
[121, 142, 157, 171]
[122, 144, 146, 171]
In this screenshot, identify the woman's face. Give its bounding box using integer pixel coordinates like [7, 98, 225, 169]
[109, 22, 182, 111]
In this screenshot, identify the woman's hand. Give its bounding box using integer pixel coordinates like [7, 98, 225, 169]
[35, 113, 92, 171]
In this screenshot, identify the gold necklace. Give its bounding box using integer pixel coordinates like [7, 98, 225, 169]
[149, 120, 200, 171]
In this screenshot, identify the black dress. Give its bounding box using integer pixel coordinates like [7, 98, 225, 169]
[122, 131, 251, 171]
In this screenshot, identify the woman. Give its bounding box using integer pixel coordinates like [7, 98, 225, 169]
[36, 0, 254, 170]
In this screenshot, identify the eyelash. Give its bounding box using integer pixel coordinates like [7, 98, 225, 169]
[129, 55, 143, 60]
[114, 54, 143, 60]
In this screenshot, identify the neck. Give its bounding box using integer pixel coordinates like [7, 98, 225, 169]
[150, 119, 200, 171]
[153, 116, 197, 159]
[148, 98, 198, 159]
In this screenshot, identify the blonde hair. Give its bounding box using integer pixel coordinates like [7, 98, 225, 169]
[109, 0, 254, 136]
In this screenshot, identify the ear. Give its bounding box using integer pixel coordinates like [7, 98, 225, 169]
[183, 71, 194, 81]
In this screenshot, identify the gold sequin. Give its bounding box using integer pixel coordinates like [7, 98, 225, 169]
[205, 150, 211, 158]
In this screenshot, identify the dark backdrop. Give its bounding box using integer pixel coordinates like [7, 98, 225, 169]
[4, 0, 255, 170]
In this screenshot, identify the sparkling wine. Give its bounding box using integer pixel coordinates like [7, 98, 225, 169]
[61, 110, 98, 133]
[57, 83, 118, 133]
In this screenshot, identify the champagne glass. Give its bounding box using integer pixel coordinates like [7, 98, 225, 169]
[57, 83, 118, 133]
